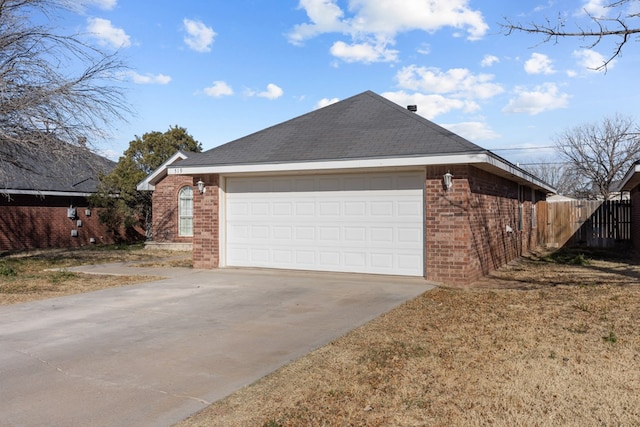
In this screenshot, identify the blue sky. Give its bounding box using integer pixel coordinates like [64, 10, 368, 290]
[59, 0, 640, 165]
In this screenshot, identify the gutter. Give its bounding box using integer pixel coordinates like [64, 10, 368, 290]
[167, 152, 557, 194]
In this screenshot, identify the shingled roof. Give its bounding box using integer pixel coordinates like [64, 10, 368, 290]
[0, 141, 115, 195]
[178, 90, 487, 167]
[161, 90, 555, 193]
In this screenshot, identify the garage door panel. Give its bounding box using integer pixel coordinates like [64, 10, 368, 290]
[225, 171, 424, 276]
[398, 227, 422, 243]
[273, 202, 292, 216]
[273, 249, 293, 263]
[319, 202, 340, 216]
[398, 200, 422, 216]
[296, 203, 315, 215]
[370, 201, 394, 216]
[344, 201, 366, 216]
[295, 227, 315, 240]
[273, 226, 292, 240]
[370, 227, 393, 242]
[319, 251, 340, 266]
[296, 251, 315, 265]
[344, 227, 366, 242]
[371, 253, 394, 269]
[319, 227, 340, 242]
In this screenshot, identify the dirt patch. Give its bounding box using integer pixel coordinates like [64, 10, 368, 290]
[0, 244, 190, 305]
[175, 249, 640, 427]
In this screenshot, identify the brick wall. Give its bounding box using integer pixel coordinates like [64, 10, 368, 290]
[183, 167, 543, 285]
[192, 174, 219, 269]
[151, 174, 195, 243]
[425, 165, 541, 285]
[0, 194, 125, 253]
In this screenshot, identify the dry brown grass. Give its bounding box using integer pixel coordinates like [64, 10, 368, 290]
[176, 249, 640, 427]
[0, 244, 189, 305]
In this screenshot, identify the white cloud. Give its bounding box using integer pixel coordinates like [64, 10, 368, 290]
[86, 17, 130, 48]
[573, 49, 613, 71]
[85, 0, 117, 10]
[125, 71, 171, 85]
[248, 83, 284, 100]
[480, 54, 499, 67]
[578, 0, 609, 17]
[288, 0, 488, 63]
[346, 0, 488, 40]
[288, 0, 349, 45]
[315, 97, 340, 109]
[330, 39, 398, 63]
[534, 1, 555, 13]
[183, 18, 216, 52]
[204, 81, 234, 97]
[441, 121, 500, 140]
[417, 43, 431, 55]
[524, 53, 555, 74]
[97, 148, 119, 161]
[395, 65, 504, 100]
[503, 83, 570, 115]
[382, 90, 479, 120]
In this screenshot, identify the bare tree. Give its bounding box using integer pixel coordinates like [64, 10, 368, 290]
[555, 114, 640, 199]
[521, 161, 586, 198]
[0, 0, 130, 185]
[502, 0, 640, 70]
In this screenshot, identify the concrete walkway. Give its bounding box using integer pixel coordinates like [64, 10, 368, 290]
[0, 263, 432, 427]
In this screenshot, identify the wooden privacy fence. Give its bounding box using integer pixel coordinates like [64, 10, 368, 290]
[539, 199, 632, 249]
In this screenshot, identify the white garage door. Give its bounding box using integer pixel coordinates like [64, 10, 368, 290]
[224, 171, 424, 276]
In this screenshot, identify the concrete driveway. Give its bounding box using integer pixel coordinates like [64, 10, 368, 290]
[0, 263, 431, 427]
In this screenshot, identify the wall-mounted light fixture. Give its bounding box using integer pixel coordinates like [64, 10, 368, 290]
[443, 171, 453, 191]
[197, 179, 206, 194]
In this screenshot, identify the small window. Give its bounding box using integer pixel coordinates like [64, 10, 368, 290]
[178, 186, 193, 237]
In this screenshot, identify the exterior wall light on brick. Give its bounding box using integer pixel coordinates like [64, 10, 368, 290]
[443, 171, 453, 191]
[197, 179, 206, 194]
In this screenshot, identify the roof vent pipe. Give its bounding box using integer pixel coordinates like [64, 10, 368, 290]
[407, 105, 417, 112]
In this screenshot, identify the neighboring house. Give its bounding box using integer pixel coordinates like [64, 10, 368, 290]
[139, 91, 555, 285]
[0, 142, 123, 252]
[617, 161, 640, 249]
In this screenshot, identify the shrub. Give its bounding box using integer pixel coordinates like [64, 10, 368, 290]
[0, 263, 17, 277]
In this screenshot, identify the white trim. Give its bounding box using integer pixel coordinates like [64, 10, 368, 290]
[218, 177, 227, 267]
[0, 189, 94, 197]
[618, 163, 640, 192]
[137, 151, 190, 191]
[168, 153, 556, 193]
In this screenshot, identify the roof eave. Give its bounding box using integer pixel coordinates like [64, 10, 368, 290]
[618, 162, 640, 192]
[168, 152, 557, 193]
[136, 151, 190, 191]
[1, 189, 95, 197]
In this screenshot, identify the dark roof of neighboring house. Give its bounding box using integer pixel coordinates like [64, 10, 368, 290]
[178, 90, 487, 167]
[0, 141, 115, 195]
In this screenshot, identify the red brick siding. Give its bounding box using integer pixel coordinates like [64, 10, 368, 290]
[425, 165, 541, 285]
[192, 174, 219, 269]
[0, 195, 125, 252]
[151, 174, 194, 243]
[182, 168, 543, 286]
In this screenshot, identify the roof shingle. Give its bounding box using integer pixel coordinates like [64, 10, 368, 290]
[179, 90, 486, 167]
[0, 141, 115, 193]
